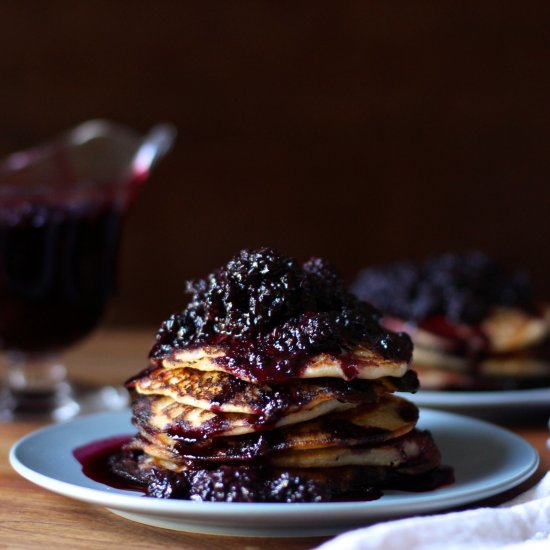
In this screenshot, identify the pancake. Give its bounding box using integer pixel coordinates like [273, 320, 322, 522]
[414, 344, 550, 376]
[128, 429, 437, 476]
[132, 394, 356, 438]
[114, 429, 441, 494]
[158, 345, 409, 384]
[110, 442, 448, 502]
[481, 306, 550, 353]
[413, 331, 550, 390]
[128, 365, 413, 415]
[413, 345, 469, 372]
[269, 395, 418, 452]
[270, 429, 438, 469]
[132, 394, 419, 462]
[415, 357, 550, 391]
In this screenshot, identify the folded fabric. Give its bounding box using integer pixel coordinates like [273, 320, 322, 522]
[316, 472, 550, 550]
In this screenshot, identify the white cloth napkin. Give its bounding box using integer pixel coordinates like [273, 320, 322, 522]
[316, 472, 550, 550]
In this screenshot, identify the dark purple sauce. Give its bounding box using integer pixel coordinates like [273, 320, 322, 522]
[0, 201, 123, 352]
[333, 465, 455, 501]
[73, 435, 143, 492]
[389, 465, 455, 492]
[425, 465, 456, 491]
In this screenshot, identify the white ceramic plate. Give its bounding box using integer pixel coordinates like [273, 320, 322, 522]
[10, 409, 539, 537]
[409, 387, 550, 419]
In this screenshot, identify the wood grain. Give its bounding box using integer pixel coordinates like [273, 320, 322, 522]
[1, 329, 549, 549]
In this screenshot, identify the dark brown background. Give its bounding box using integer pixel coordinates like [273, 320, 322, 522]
[0, 2, 549, 327]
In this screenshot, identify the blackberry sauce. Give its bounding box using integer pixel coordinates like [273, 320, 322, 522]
[0, 201, 122, 352]
[150, 248, 412, 383]
[94, 437, 453, 502]
[73, 435, 142, 492]
[351, 251, 535, 325]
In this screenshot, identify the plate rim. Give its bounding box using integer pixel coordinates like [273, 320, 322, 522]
[410, 386, 550, 408]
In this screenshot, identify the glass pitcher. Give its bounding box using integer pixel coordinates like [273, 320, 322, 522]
[0, 120, 175, 421]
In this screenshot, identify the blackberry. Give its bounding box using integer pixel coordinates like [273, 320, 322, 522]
[145, 469, 189, 499]
[351, 251, 535, 324]
[185, 466, 262, 502]
[268, 471, 329, 503]
[150, 247, 411, 382]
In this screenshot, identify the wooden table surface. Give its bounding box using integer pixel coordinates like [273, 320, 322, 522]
[1, 329, 549, 550]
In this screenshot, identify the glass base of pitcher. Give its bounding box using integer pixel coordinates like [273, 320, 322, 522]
[1, 351, 129, 422]
[0, 381, 128, 422]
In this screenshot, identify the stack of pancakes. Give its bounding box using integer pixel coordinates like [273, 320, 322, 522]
[352, 251, 550, 391]
[111, 248, 447, 502]
[114, 344, 443, 502]
[385, 307, 550, 391]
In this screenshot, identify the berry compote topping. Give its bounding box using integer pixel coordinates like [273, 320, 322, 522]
[351, 251, 535, 326]
[150, 248, 412, 383]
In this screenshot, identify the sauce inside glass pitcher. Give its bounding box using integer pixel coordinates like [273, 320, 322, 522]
[0, 198, 122, 352]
